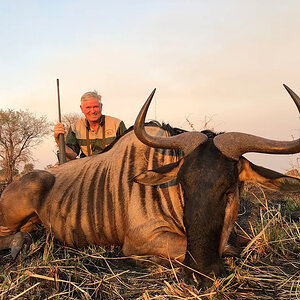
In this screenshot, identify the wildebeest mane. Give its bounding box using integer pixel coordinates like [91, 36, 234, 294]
[161, 124, 221, 139]
[99, 121, 161, 154]
[100, 121, 220, 154]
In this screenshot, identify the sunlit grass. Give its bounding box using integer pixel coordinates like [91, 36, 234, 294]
[0, 185, 299, 299]
[285, 196, 300, 212]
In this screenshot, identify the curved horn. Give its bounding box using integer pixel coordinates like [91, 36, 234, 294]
[134, 89, 208, 156]
[214, 85, 300, 160]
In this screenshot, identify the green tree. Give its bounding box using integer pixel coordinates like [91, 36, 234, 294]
[0, 109, 50, 183]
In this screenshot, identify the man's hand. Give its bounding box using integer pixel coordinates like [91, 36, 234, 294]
[54, 123, 77, 160]
[54, 123, 66, 145]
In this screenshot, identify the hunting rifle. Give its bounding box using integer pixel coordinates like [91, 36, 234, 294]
[57, 79, 66, 164]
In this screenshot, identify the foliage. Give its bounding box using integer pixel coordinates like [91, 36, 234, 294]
[285, 196, 300, 212]
[44, 164, 54, 170]
[0, 109, 50, 183]
[61, 113, 82, 130]
[21, 163, 35, 175]
[0, 168, 18, 177]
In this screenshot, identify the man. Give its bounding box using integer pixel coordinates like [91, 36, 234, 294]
[54, 91, 126, 160]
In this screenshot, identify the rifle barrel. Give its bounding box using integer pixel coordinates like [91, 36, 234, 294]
[57, 79, 66, 164]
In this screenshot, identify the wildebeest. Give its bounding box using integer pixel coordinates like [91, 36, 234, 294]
[0, 84, 300, 286]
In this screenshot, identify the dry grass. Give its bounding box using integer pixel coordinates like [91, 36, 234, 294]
[0, 185, 299, 299]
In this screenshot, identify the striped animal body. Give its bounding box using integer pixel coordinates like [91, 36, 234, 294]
[0, 126, 187, 262]
[44, 126, 186, 258]
[1, 85, 300, 286]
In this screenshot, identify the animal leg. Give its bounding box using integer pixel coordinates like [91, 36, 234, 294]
[0, 185, 37, 238]
[222, 226, 252, 257]
[222, 243, 241, 257]
[122, 230, 187, 264]
[0, 194, 36, 258]
[0, 171, 55, 256]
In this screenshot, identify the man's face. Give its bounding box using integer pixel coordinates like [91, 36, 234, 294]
[80, 98, 102, 123]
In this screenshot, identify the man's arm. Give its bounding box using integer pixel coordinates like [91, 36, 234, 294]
[54, 123, 78, 160]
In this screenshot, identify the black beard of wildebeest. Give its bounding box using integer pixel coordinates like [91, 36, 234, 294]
[1, 85, 300, 288]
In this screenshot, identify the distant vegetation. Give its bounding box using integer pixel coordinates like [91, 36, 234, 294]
[61, 113, 82, 131]
[0, 114, 299, 298]
[0, 109, 51, 183]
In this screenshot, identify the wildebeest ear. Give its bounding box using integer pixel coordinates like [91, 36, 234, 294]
[238, 157, 300, 192]
[133, 159, 184, 186]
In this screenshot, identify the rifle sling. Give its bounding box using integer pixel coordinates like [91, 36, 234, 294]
[86, 126, 91, 156]
[102, 117, 106, 149]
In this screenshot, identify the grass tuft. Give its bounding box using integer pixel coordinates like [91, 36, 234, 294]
[0, 184, 299, 299]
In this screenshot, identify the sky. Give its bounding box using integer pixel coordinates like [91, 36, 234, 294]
[0, 0, 299, 172]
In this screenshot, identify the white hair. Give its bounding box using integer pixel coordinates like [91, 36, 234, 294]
[80, 90, 102, 104]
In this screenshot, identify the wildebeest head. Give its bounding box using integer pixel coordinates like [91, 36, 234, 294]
[133, 85, 300, 284]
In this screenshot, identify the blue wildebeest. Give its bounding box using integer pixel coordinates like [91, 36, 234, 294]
[0, 85, 300, 285]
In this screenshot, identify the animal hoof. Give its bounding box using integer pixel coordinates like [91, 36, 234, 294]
[182, 268, 214, 290]
[285, 210, 300, 221]
[222, 244, 241, 257]
[9, 232, 32, 260]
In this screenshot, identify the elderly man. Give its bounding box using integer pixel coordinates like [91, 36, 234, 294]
[54, 91, 126, 160]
